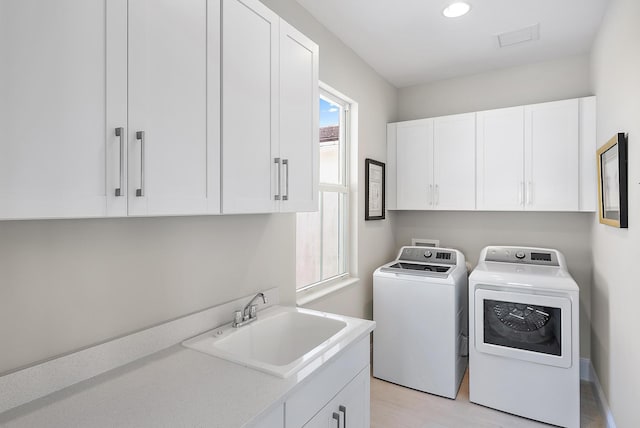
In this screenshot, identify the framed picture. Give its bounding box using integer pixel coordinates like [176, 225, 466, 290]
[365, 158, 385, 220]
[597, 133, 628, 228]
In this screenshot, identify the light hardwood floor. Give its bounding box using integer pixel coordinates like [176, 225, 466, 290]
[371, 370, 604, 428]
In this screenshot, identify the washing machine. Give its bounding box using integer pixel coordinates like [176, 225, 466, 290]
[373, 246, 468, 399]
[469, 246, 580, 428]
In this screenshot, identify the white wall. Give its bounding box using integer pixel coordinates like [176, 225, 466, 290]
[262, 0, 398, 319]
[398, 54, 591, 120]
[590, 0, 640, 426]
[0, 0, 397, 374]
[395, 57, 594, 357]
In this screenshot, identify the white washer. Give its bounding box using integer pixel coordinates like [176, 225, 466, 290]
[469, 246, 579, 428]
[373, 246, 468, 399]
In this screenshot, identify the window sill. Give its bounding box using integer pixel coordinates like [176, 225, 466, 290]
[296, 277, 360, 307]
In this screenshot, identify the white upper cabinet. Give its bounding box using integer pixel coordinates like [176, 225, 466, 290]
[395, 120, 434, 210]
[222, 0, 279, 214]
[278, 20, 319, 213]
[393, 114, 475, 211]
[0, 0, 219, 220]
[524, 99, 579, 211]
[128, 0, 217, 216]
[476, 106, 525, 211]
[389, 97, 596, 213]
[0, 0, 127, 220]
[433, 113, 476, 210]
[222, 0, 318, 214]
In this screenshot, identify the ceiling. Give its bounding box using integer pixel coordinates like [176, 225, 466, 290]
[295, 0, 609, 88]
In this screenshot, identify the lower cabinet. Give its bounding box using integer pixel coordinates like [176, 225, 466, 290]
[302, 368, 369, 428]
[251, 337, 370, 428]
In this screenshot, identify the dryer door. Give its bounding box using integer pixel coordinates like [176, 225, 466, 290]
[474, 288, 572, 368]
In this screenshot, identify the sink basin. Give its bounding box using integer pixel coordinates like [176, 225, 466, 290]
[182, 306, 355, 378]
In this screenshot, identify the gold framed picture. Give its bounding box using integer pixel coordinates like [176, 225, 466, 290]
[596, 133, 628, 228]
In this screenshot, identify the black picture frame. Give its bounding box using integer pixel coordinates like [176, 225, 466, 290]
[365, 158, 385, 220]
[597, 133, 628, 228]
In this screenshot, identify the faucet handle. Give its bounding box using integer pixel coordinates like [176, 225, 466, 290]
[233, 310, 243, 326]
[249, 305, 257, 319]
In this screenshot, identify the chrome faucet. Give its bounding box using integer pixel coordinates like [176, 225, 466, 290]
[232, 292, 268, 328]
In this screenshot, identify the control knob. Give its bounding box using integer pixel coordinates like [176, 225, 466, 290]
[423, 251, 432, 258]
[515, 251, 526, 260]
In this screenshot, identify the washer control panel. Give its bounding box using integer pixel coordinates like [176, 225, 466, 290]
[484, 246, 559, 266]
[397, 246, 457, 265]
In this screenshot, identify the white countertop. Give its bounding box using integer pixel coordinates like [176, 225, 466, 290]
[0, 317, 374, 428]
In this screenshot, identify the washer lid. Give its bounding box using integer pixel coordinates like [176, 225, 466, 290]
[379, 261, 453, 279]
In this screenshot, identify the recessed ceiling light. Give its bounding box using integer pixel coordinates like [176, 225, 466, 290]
[443, 2, 471, 18]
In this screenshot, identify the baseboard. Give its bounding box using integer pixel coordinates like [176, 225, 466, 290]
[581, 358, 617, 428]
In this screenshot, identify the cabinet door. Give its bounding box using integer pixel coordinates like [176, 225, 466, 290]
[476, 107, 525, 211]
[395, 120, 434, 210]
[279, 20, 319, 213]
[303, 368, 369, 428]
[0, 0, 127, 219]
[222, 0, 279, 214]
[524, 99, 579, 211]
[433, 113, 476, 210]
[128, 0, 213, 216]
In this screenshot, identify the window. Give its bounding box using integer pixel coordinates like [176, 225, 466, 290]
[296, 87, 351, 292]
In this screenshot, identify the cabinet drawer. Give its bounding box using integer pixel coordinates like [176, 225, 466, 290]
[285, 337, 369, 427]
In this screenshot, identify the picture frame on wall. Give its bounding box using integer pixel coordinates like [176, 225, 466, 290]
[597, 133, 628, 228]
[365, 158, 385, 220]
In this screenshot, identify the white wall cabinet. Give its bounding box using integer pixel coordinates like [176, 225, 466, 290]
[128, 0, 219, 216]
[0, 0, 126, 220]
[433, 113, 476, 210]
[1, 0, 317, 220]
[0, 0, 219, 220]
[395, 119, 433, 210]
[222, 0, 319, 214]
[392, 114, 475, 211]
[476, 97, 595, 212]
[389, 96, 596, 213]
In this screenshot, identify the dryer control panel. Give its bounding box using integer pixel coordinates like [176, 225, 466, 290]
[483, 246, 559, 266]
[397, 246, 457, 265]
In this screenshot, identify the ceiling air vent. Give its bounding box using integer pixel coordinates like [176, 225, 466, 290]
[496, 24, 540, 48]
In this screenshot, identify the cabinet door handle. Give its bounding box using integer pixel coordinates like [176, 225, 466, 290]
[136, 131, 145, 197]
[332, 412, 340, 428]
[428, 184, 433, 206]
[435, 184, 440, 206]
[115, 127, 125, 197]
[339, 405, 346, 427]
[518, 181, 524, 206]
[282, 159, 289, 201]
[274, 158, 281, 200]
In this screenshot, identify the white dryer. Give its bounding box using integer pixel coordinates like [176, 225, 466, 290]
[469, 246, 579, 428]
[373, 246, 468, 399]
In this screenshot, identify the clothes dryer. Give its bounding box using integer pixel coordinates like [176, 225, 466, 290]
[469, 246, 579, 428]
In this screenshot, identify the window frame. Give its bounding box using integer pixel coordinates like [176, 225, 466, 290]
[296, 85, 355, 300]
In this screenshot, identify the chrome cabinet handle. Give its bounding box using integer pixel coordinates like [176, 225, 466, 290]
[332, 412, 340, 428]
[136, 131, 145, 197]
[274, 158, 281, 200]
[115, 127, 124, 197]
[282, 159, 289, 201]
[428, 184, 433, 206]
[339, 405, 346, 427]
[435, 184, 440, 206]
